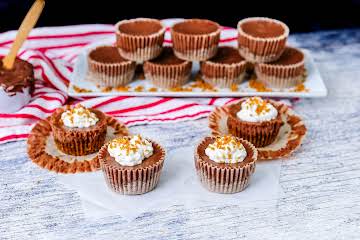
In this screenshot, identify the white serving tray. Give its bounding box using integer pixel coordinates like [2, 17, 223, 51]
[68, 37, 327, 98]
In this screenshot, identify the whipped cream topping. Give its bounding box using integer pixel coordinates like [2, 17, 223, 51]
[205, 135, 247, 164]
[107, 135, 154, 166]
[236, 97, 277, 122]
[61, 104, 99, 128]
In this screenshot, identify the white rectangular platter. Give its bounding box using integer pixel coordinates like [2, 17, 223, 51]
[68, 36, 327, 98]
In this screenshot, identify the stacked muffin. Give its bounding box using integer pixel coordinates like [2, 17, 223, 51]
[237, 17, 306, 88]
[87, 17, 305, 90]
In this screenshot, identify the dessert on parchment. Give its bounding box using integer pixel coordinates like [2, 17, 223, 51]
[98, 135, 165, 195]
[50, 104, 107, 156]
[227, 97, 283, 147]
[194, 135, 257, 193]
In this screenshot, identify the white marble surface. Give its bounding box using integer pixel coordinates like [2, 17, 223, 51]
[1, 29, 360, 239]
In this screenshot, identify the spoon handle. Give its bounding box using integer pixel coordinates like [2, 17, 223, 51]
[2, 0, 45, 70]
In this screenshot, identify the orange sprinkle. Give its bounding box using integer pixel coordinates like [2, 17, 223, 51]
[148, 87, 158, 92]
[101, 87, 113, 92]
[292, 83, 308, 92]
[169, 86, 192, 92]
[115, 86, 130, 92]
[73, 85, 92, 93]
[248, 78, 272, 92]
[230, 84, 239, 92]
[134, 86, 144, 92]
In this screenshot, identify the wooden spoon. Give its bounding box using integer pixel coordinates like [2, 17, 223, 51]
[2, 0, 45, 70]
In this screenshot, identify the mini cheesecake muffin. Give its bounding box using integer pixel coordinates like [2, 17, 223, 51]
[50, 104, 107, 156]
[237, 17, 289, 63]
[200, 46, 248, 88]
[115, 18, 165, 61]
[88, 45, 136, 87]
[143, 47, 192, 88]
[0, 57, 34, 113]
[98, 135, 165, 195]
[195, 135, 257, 193]
[227, 97, 283, 147]
[255, 47, 305, 88]
[171, 19, 221, 61]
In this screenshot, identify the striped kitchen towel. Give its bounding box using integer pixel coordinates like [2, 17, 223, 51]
[0, 19, 291, 144]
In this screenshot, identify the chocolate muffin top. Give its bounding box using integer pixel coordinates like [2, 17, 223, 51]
[118, 19, 163, 36]
[208, 46, 245, 64]
[0, 57, 34, 93]
[271, 47, 304, 65]
[172, 19, 219, 35]
[89, 46, 127, 63]
[241, 19, 285, 38]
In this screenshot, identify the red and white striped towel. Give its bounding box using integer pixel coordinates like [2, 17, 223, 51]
[0, 19, 293, 144]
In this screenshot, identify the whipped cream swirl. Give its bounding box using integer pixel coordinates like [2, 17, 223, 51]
[61, 104, 99, 128]
[236, 97, 277, 122]
[107, 135, 154, 166]
[205, 135, 247, 164]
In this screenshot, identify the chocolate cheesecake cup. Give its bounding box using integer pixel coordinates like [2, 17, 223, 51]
[171, 19, 221, 61]
[237, 17, 289, 63]
[98, 137, 165, 195]
[200, 46, 248, 88]
[115, 18, 165, 61]
[227, 98, 283, 147]
[144, 47, 192, 88]
[0, 57, 34, 113]
[195, 136, 257, 194]
[50, 106, 107, 156]
[255, 47, 305, 88]
[88, 46, 136, 87]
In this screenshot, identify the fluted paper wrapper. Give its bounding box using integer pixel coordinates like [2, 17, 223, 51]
[99, 140, 165, 195]
[255, 57, 305, 88]
[227, 101, 283, 147]
[115, 18, 165, 61]
[88, 55, 136, 87]
[194, 137, 257, 194]
[200, 60, 247, 88]
[144, 61, 192, 88]
[172, 20, 220, 61]
[237, 17, 289, 63]
[51, 108, 107, 156]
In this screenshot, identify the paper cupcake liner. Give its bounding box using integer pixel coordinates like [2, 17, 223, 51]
[202, 72, 246, 88]
[237, 17, 289, 63]
[254, 51, 305, 88]
[227, 100, 283, 147]
[50, 108, 108, 156]
[194, 137, 257, 194]
[27, 115, 129, 174]
[200, 60, 247, 88]
[88, 53, 136, 87]
[99, 140, 165, 195]
[171, 20, 220, 61]
[115, 18, 165, 61]
[143, 61, 192, 88]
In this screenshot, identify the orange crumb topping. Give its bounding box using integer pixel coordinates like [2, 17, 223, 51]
[73, 85, 92, 93]
[169, 86, 192, 92]
[190, 79, 217, 92]
[292, 83, 308, 92]
[230, 84, 239, 92]
[148, 87, 158, 92]
[211, 135, 244, 150]
[115, 86, 130, 92]
[248, 77, 272, 92]
[134, 86, 144, 92]
[245, 97, 271, 115]
[101, 87, 113, 92]
[109, 135, 144, 155]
